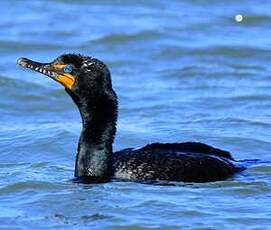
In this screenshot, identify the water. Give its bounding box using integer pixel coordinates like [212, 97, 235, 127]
[1, 0, 271, 229]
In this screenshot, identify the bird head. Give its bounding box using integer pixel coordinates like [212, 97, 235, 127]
[17, 53, 117, 112]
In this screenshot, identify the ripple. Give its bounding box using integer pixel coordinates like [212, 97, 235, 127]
[91, 30, 162, 44]
[0, 181, 68, 195]
[249, 165, 271, 174]
[242, 15, 271, 25]
[158, 45, 271, 59]
[190, 117, 271, 127]
[0, 41, 65, 52]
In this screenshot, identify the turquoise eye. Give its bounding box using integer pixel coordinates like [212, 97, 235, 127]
[64, 65, 73, 73]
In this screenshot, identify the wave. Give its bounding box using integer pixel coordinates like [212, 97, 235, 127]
[0, 41, 66, 52]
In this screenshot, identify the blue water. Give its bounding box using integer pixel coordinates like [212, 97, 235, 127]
[1, 0, 271, 229]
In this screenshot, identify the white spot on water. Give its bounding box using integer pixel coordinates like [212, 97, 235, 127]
[235, 14, 243, 22]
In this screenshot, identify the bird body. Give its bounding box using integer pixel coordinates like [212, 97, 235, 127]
[17, 54, 245, 183]
[112, 142, 243, 182]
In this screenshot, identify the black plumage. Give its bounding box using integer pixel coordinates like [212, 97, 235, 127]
[17, 54, 245, 183]
[113, 142, 242, 182]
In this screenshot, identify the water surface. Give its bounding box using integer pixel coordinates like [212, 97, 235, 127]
[1, 0, 271, 229]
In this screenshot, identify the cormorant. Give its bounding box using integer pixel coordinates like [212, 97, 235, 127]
[17, 54, 245, 183]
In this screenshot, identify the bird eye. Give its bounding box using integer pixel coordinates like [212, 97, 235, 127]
[63, 65, 73, 73]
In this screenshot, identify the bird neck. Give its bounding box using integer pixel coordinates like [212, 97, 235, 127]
[74, 94, 118, 181]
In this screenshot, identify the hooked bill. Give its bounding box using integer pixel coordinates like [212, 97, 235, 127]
[17, 57, 57, 78]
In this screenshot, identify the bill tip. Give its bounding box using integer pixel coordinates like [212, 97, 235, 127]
[17, 57, 27, 67]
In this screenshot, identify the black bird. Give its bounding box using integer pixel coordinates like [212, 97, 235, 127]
[17, 54, 245, 183]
